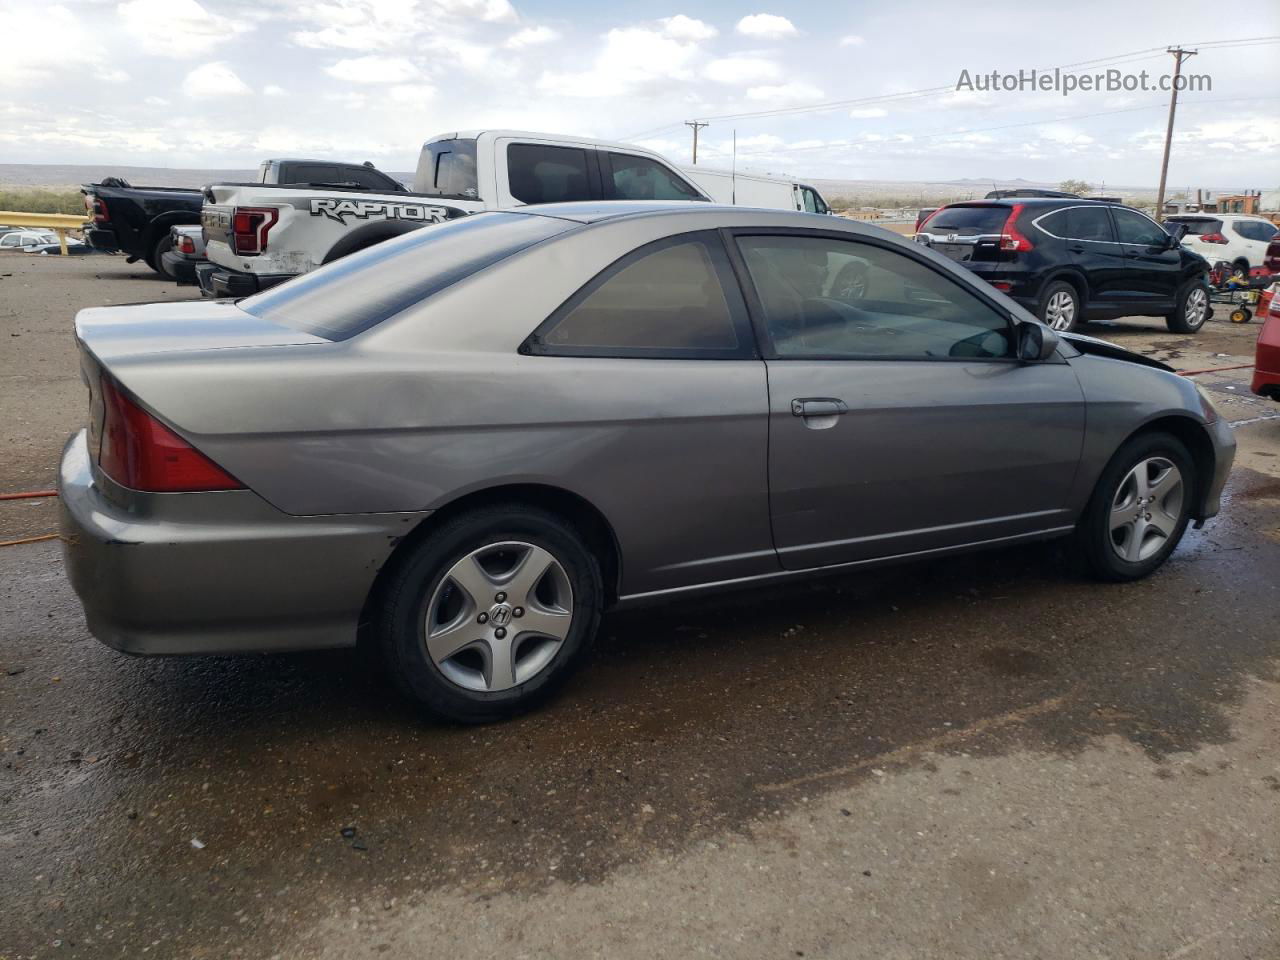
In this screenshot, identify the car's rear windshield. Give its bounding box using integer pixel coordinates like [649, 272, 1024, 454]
[239, 212, 570, 340]
[1163, 217, 1223, 235]
[921, 205, 1010, 236]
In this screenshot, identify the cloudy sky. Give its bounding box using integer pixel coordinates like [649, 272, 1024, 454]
[2, 0, 1277, 187]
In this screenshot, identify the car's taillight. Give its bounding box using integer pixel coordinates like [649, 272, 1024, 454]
[999, 203, 1033, 252]
[177, 235, 195, 254]
[1200, 232, 1228, 244]
[988, 280, 1014, 292]
[98, 377, 242, 492]
[84, 194, 108, 223]
[230, 206, 278, 256]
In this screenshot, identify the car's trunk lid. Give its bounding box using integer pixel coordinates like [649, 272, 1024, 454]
[74, 299, 326, 362]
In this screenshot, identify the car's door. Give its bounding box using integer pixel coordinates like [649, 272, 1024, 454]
[1040, 204, 1127, 307]
[597, 150, 705, 202]
[1109, 206, 1181, 307]
[1233, 219, 1278, 267]
[730, 230, 1085, 570]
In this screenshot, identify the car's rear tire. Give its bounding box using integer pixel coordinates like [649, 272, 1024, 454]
[376, 505, 603, 723]
[1165, 279, 1211, 333]
[150, 234, 175, 279]
[1038, 280, 1080, 332]
[1074, 432, 1196, 582]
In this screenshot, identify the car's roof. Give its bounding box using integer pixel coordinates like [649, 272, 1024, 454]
[944, 197, 1111, 207]
[425, 130, 670, 156]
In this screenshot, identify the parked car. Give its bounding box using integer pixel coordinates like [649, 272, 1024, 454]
[0, 229, 59, 250]
[680, 165, 830, 213]
[198, 130, 711, 297]
[1252, 282, 1280, 401]
[81, 177, 204, 278]
[1162, 213, 1279, 277]
[34, 237, 92, 255]
[59, 203, 1234, 722]
[161, 224, 207, 284]
[916, 198, 1212, 333]
[1261, 230, 1280, 276]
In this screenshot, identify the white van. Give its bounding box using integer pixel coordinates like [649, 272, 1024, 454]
[679, 165, 831, 214]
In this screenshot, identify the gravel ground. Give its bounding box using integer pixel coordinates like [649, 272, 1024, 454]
[1, 253, 1277, 960]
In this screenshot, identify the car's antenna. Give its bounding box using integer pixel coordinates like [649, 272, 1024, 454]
[732, 129, 737, 204]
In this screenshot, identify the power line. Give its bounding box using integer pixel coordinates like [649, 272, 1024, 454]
[619, 35, 1279, 140]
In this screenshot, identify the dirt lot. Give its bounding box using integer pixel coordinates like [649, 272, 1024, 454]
[1, 253, 1278, 959]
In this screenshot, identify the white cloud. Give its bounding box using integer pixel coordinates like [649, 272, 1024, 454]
[0, 4, 97, 84]
[263, 84, 287, 96]
[1037, 124, 1094, 146]
[181, 62, 252, 98]
[293, 0, 514, 49]
[325, 55, 420, 84]
[388, 83, 438, 104]
[539, 26, 699, 98]
[839, 34, 865, 46]
[704, 57, 781, 85]
[850, 107, 888, 119]
[119, 0, 252, 58]
[144, 96, 170, 106]
[746, 82, 823, 103]
[660, 14, 717, 41]
[736, 13, 797, 38]
[504, 25, 559, 48]
[96, 68, 130, 84]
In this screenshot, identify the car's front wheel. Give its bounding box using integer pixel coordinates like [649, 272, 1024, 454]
[1166, 279, 1211, 333]
[1075, 432, 1195, 581]
[1038, 280, 1080, 332]
[376, 505, 603, 723]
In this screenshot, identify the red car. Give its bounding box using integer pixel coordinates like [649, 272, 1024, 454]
[1254, 280, 1280, 400]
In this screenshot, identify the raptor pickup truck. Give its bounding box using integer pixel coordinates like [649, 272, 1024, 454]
[197, 130, 709, 296]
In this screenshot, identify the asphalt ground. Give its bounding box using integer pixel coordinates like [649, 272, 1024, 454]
[1, 253, 1277, 959]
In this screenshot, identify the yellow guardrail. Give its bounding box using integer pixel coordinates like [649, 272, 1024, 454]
[0, 212, 87, 255]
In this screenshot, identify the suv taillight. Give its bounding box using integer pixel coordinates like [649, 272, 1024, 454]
[230, 206, 278, 256]
[177, 234, 195, 255]
[84, 194, 109, 223]
[998, 203, 1033, 253]
[98, 377, 243, 492]
[1200, 232, 1228, 244]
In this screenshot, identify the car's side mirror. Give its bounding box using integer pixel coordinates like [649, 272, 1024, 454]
[1017, 322, 1060, 362]
[1165, 223, 1188, 246]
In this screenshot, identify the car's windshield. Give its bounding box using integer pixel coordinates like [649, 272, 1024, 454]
[239, 212, 570, 340]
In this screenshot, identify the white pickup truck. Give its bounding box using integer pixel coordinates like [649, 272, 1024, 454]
[198, 130, 715, 296]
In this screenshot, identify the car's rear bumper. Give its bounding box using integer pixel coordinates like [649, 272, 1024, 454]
[58, 430, 427, 655]
[160, 251, 200, 284]
[82, 226, 119, 252]
[196, 263, 293, 298]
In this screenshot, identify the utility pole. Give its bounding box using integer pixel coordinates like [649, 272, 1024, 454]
[685, 120, 709, 164]
[1154, 46, 1197, 219]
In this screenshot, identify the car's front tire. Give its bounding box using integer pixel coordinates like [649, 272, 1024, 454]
[1166, 279, 1211, 334]
[376, 505, 602, 723]
[1038, 280, 1080, 332]
[1075, 432, 1196, 582]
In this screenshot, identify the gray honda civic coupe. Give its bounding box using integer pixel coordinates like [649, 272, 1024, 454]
[59, 203, 1235, 722]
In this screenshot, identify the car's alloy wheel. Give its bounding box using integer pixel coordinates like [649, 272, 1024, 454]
[1183, 286, 1208, 328]
[1109, 457, 1184, 562]
[1040, 282, 1079, 332]
[424, 541, 573, 693]
[376, 505, 602, 723]
[1075, 432, 1194, 582]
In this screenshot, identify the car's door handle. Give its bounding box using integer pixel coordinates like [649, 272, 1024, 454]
[1068, 245, 1085, 253]
[791, 397, 848, 417]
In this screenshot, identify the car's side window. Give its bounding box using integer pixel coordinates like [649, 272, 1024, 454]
[1112, 208, 1167, 246]
[736, 234, 1014, 361]
[604, 152, 703, 201]
[1235, 220, 1277, 243]
[525, 232, 752, 359]
[508, 143, 593, 205]
[1065, 206, 1115, 243]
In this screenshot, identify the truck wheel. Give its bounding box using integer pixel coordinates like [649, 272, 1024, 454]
[150, 234, 175, 279]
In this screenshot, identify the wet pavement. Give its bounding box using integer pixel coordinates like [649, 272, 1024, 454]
[1, 256, 1278, 958]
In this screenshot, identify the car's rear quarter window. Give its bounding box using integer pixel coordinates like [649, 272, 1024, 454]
[239, 212, 570, 340]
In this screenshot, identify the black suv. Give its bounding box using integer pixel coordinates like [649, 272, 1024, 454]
[915, 198, 1211, 333]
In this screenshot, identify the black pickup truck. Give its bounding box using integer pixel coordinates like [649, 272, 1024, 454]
[82, 160, 405, 281]
[81, 177, 204, 279]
